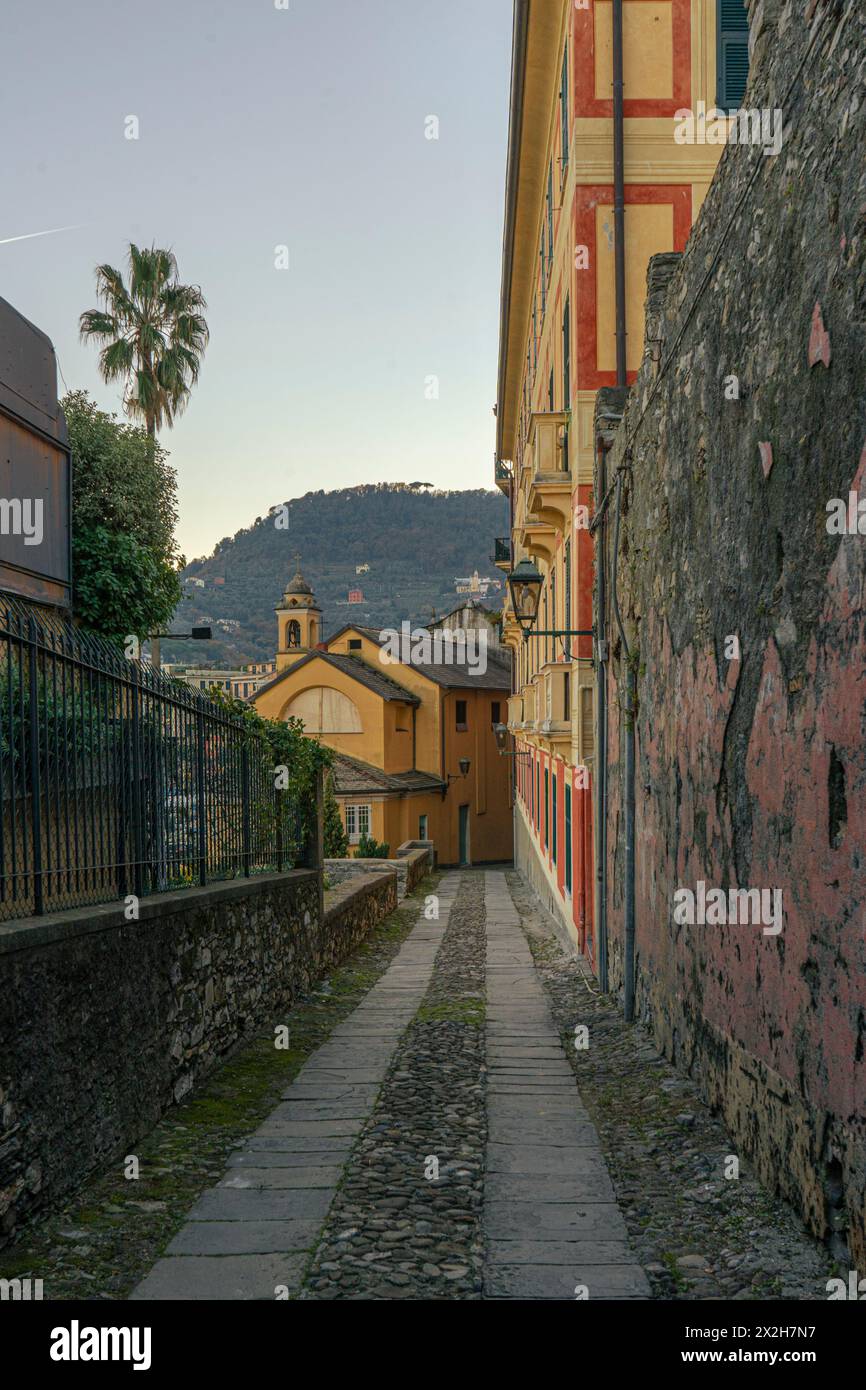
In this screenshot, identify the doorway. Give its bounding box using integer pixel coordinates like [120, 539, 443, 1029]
[458, 804, 470, 866]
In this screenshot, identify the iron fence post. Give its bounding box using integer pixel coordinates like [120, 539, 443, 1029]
[130, 663, 143, 899]
[276, 786, 284, 873]
[306, 765, 325, 923]
[27, 617, 44, 915]
[196, 710, 207, 886]
[241, 741, 251, 877]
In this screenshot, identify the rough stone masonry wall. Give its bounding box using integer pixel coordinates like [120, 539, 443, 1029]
[0, 868, 397, 1247]
[325, 846, 433, 901]
[596, 0, 865, 1261]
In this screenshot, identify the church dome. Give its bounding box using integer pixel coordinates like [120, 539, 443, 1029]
[285, 570, 313, 597]
[277, 555, 319, 608]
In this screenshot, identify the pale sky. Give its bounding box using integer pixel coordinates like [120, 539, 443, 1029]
[1, 0, 512, 560]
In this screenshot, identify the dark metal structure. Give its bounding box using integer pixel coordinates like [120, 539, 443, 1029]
[0, 297, 72, 610]
[0, 602, 310, 922]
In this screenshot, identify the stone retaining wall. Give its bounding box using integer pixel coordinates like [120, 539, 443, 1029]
[594, 0, 864, 1262]
[0, 866, 398, 1247]
[325, 845, 433, 901]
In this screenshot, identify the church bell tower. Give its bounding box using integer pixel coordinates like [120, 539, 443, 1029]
[275, 555, 322, 671]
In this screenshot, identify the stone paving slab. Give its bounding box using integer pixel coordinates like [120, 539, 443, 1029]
[168, 1219, 319, 1256]
[187, 1187, 333, 1222]
[278, 1084, 380, 1104]
[486, 1078, 578, 1092]
[487, 1238, 638, 1265]
[486, 1201, 629, 1242]
[487, 1095, 590, 1120]
[220, 1167, 342, 1189]
[253, 1118, 365, 1138]
[487, 1142, 609, 1176]
[486, 1264, 651, 1300]
[486, 1171, 616, 1203]
[242, 1136, 355, 1155]
[488, 1119, 602, 1146]
[131, 1253, 305, 1301]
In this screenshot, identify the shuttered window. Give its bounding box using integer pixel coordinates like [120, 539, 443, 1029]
[547, 162, 554, 272]
[544, 768, 550, 849]
[562, 296, 571, 410]
[560, 45, 570, 181]
[580, 685, 594, 761]
[565, 783, 572, 893]
[717, 0, 750, 110]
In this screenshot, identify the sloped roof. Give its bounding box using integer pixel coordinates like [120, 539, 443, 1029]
[330, 751, 446, 797]
[252, 649, 418, 705]
[324, 623, 512, 691]
[326, 623, 385, 646]
[406, 649, 512, 690]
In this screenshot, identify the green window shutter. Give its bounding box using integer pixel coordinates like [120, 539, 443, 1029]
[560, 45, 570, 173]
[565, 784, 572, 893]
[717, 0, 750, 110]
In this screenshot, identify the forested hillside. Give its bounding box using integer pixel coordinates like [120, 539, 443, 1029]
[164, 484, 509, 666]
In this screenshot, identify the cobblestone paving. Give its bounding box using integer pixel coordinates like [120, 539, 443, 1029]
[132, 881, 452, 1300]
[302, 872, 485, 1299]
[123, 866, 836, 1301]
[505, 872, 836, 1301]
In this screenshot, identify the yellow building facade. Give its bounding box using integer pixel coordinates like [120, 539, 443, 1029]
[252, 572, 514, 866]
[495, 0, 748, 961]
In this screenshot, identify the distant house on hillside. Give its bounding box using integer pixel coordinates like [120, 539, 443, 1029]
[428, 597, 503, 651]
[348, 588, 364, 604]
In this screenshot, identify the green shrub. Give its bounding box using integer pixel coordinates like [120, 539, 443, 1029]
[356, 832, 390, 859]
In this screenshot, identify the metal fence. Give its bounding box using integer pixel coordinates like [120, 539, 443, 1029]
[0, 601, 311, 922]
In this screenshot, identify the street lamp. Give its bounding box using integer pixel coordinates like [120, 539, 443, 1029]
[446, 758, 471, 787]
[149, 626, 213, 672]
[493, 723, 531, 758]
[507, 555, 594, 643]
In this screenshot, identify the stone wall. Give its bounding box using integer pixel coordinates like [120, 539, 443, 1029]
[0, 866, 398, 1247]
[323, 868, 398, 932]
[594, 1, 865, 1260]
[325, 845, 433, 901]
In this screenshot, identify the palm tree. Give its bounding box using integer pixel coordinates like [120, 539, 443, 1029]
[79, 243, 209, 439]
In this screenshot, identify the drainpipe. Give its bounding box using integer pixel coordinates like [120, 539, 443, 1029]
[611, 470, 636, 1022]
[594, 436, 609, 993]
[612, 0, 627, 388]
[609, 2, 634, 1018]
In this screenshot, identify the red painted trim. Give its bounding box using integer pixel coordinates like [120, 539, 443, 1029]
[574, 184, 692, 390]
[573, 0, 691, 119]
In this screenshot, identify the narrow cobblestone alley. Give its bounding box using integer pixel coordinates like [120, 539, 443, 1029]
[125, 869, 833, 1301]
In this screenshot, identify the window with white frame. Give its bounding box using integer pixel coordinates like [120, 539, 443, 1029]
[345, 803, 371, 844]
